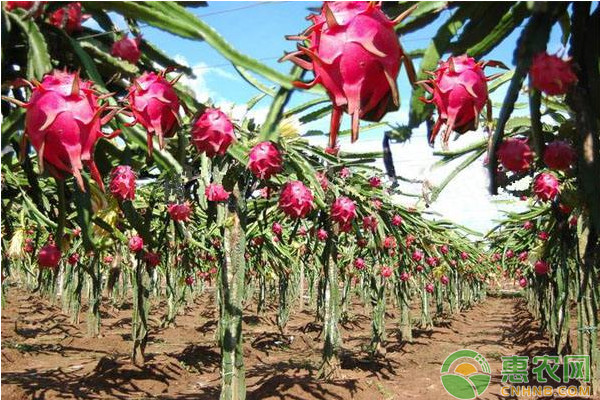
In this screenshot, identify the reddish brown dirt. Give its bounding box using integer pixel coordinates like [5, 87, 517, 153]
[1, 285, 557, 400]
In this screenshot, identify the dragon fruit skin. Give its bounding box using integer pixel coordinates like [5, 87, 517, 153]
[205, 184, 230, 202]
[23, 70, 114, 191]
[248, 141, 283, 179]
[191, 108, 235, 158]
[354, 258, 365, 270]
[425, 283, 434, 294]
[49, 2, 86, 34]
[109, 165, 136, 201]
[167, 202, 192, 222]
[530, 53, 577, 96]
[38, 243, 61, 269]
[128, 71, 180, 155]
[278, 181, 314, 219]
[421, 55, 489, 145]
[284, 2, 408, 148]
[534, 260, 550, 275]
[533, 172, 560, 202]
[330, 196, 356, 229]
[543, 140, 576, 171]
[111, 35, 142, 65]
[128, 235, 144, 252]
[497, 138, 534, 173]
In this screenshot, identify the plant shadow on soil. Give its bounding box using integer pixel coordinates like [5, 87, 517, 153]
[1, 285, 561, 400]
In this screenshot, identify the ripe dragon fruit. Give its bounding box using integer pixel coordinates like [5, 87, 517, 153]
[534, 260, 550, 275]
[533, 172, 560, 202]
[272, 222, 283, 236]
[440, 275, 449, 285]
[381, 266, 393, 278]
[339, 167, 350, 179]
[523, 220, 534, 230]
[109, 165, 136, 201]
[411, 250, 423, 262]
[111, 35, 142, 65]
[168, 202, 192, 222]
[530, 53, 577, 96]
[460, 251, 469, 260]
[426, 256, 439, 267]
[391, 214, 403, 227]
[278, 181, 314, 219]
[518, 251, 529, 263]
[354, 257, 365, 270]
[440, 244, 449, 255]
[362, 215, 378, 232]
[5, 1, 46, 16]
[127, 71, 180, 155]
[128, 235, 144, 252]
[205, 183, 230, 202]
[67, 253, 79, 266]
[191, 108, 235, 158]
[425, 283, 434, 294]
[38, 243, 61, 269]
[283, 2, 414, 148]
[48, 2, 86, 34]
[420, 55, 490, 145]
[497, 138, 534, 172]
[144, 251, 161, 268]
[538, 231, 549, 241]
[368, 176, 381, 188]
[330, 196, 356, 230]
[19, 70, 117, 191]
[506, 249, 515, 259]
[383, 236, 396, 249]
[357, 237, 368, 248]
[399, 271, 410, 282]
[416, 265, 424, 273]
[518, 277, 528, 288]
[103, 255, 114, 264]
[185, 275, 194, 286]
[317, 229, 328, 241]
[543, 140, 576, 171]
[248, 141, 283, 179]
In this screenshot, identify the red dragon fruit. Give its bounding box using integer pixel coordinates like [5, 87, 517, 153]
[523, 220, 534, 230]
[497, 138, 534, 172]
[283, 2, 414, 148]
[128, 235, 144, 252]
[272, 222, 283, 236]
[530, 53, 577, 96]
[109, 165, 136, 201]
[381, 266, 393, 279]
[440, 275, 449, 285]
[191, 108, 235, 158]
[506, 249, 515, 259]
[425, 283, 434, 294]
[103, 255, 114, 264]
[49, 2, 86, 34]
[248, 141, 283, 179]
[362, 215, 378, 232]
[533, 172, 560, 202]
[421, 55, 490, 145]
[357, 237, 368, 248]
[368, 176, 381, 188]
[38, 243, 61, 269]
[67, 253, 79, 266]
[168, 202, 192, 222]
[440, 244, 449, 255]
[354, 257, 365, 270]
[416, 265, 424, 273]
[538, 231, 549, 241]
[317, 229, 328, 241]
[20, 70, 116, 191]
[534, 260, 550, 275]
[128, 71, 180, 155]
[111, 35, 142, 65]
[518, 277, 528, 288]
[412, 250, 423, 262]
[5, 1, 46, 16]
[185, 275, 194, 286]
[383, 236, 396, 249]
[330, 196, 356, 230]
[391, 214, 403, 227]
[205, 184, 230, 202]
[518, 251, 529, 263]
[144, 252, 161, 268]
[399, 271, 410, 282]
[339, 167, 350, 179]
[426, 256, 439, 267]
[543, 140, 576, 171]
[278, 181, 314, 219]
[460, 251, 469, 260]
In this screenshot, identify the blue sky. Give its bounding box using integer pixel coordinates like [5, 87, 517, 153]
[112, 2, 570, 233]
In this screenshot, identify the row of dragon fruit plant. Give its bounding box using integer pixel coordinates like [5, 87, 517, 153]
[1, 0, 599, 398]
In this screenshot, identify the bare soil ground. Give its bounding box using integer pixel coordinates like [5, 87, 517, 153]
[1, 285, 558, 400]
